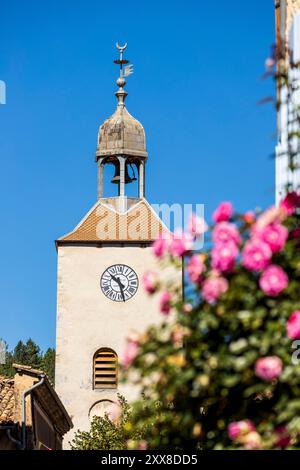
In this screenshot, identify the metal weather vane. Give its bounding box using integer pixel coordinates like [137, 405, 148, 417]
[114, 42, 134, 79]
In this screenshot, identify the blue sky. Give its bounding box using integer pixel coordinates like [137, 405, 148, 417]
[0, 0, 276, 351]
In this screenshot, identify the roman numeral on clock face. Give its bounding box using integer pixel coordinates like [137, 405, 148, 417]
[100, 264, 139, 302]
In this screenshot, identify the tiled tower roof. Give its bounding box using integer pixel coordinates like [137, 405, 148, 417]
[57, 199, 168, 243]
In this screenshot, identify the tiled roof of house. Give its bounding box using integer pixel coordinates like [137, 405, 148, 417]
[13, 363, 44, 376]
[58, 198, 168, 243]
[0, 376, 15, 424]
[0, 365, 73, 434]
[11, 364, 72, 434]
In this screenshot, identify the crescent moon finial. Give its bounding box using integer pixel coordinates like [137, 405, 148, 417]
[116, 42, 127, 52]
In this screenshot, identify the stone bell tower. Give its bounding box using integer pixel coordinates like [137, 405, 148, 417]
[55, 44, 168, 447]
[96, 43, 147, 208]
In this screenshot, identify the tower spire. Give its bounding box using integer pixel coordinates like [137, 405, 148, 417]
[96, 43, 147, 202]
[114, 43, 129, 106]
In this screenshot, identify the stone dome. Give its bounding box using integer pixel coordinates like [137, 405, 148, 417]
[96, 85, 148, 160]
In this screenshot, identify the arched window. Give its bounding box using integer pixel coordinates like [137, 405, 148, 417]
[93, 348, 118, 389]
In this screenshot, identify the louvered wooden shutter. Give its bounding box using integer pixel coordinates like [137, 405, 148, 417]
[94, 349, 118, 389]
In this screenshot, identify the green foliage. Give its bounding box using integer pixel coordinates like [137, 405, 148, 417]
[41, 348, 56, 384]
[14, 338, 41, 369]
[70, 395, 149, 450]
[0, 339, 55, 383]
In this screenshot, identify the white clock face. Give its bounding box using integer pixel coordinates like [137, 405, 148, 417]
[100, 264, 139, 302]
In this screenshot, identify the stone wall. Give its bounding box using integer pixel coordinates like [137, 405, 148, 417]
[55, 244, 179, 448]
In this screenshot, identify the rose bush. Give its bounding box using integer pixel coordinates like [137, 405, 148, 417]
[120, 193, 300, 449]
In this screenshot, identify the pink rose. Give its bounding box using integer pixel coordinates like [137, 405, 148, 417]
[280, 191, 300, 215]
[265, 57, 275, 71]
[142, 271, 159, 294]
[138, 440, 148, 450]
[187, 254, 206, 283]
[291, 228, 300, 247]
[287, 310, 300, 339]
[291, 228, 300, 238]
[152, 233, 170, 258]
[243, 211, 255, 224]
[255, 206, 285, 230]
[171, 325, 185, 347]
[169, 230, 194, 257]
[255, 356, 283, 382]
[211, 242, 238, 273]
[187, 213, 208, 238]
[241, 431, 262, 450]
[212, 202, 233, 223]
[159, 291, 172, 315]
[228, 420, 255, 440]
[106, 402, 121, 423]
[202, 275, 228, 304]
[275, 426, 291, 449]
[259, 264, 288, 296]
[183, 303, 193, 313]
[121, 338, 139, 369]
[242, 239, 272, 271]
[253, 223, 288, 253]
[212, 222, 241, 245]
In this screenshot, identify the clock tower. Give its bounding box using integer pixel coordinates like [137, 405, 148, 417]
[55, 44, 167, 447]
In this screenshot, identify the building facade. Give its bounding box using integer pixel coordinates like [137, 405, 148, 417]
[275, 0, 300, 203]
[55, 45, 170, 447]
[0, 364, 72, 450]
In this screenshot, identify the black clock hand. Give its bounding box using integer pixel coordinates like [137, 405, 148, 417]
[110, 273, 119, 283]
[110, 274, 126, 291]
[119, 285, 126, 302]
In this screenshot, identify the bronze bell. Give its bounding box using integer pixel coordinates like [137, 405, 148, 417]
[111, 162, 137, 184]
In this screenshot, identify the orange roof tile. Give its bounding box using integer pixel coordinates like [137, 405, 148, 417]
[58, 199, 168, 243]
[0, 377, 15, 424]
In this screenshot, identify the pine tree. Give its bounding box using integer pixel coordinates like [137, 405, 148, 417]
[0, 339, 55, 382]
[13, 340, 27, 365]
[41, 348, 55, 384]
[23, 338, 42, 369]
